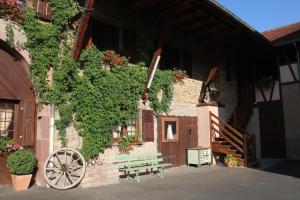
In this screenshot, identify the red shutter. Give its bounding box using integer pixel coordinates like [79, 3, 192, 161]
[142, 110, 154, 142]
[17, 101, 36, 147]
[33, 0, 51, 20]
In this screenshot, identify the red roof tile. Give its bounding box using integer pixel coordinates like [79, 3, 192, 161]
[262, 21, 300, 42]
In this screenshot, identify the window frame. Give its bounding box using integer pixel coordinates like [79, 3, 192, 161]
[161, 117, 179, 143]
[112, 116, 140, 144]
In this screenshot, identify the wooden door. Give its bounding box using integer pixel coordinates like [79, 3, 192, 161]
[158, 116, 198, 166]
[259, 102, 286, 158]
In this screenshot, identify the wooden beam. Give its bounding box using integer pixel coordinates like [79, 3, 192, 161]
[199, 31, 241, 45]
[71, 0, 95, 61]
[142, 48, 162, 103]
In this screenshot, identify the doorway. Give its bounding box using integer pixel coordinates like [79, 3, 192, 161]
[158, 116, 198, 166]
[259, 101, 286, 158]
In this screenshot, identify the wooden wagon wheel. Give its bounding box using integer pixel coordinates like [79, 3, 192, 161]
[43, 148, 86, 190]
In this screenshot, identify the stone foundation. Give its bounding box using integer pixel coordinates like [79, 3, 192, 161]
[80, 142, 156, 188]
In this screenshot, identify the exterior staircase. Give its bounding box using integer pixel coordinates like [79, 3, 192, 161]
[210, 111, 256, 167]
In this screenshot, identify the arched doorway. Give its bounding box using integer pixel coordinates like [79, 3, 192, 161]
[0, 40, 36, 187]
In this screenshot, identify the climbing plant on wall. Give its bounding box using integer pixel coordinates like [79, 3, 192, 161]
[22, 0, 175, 160]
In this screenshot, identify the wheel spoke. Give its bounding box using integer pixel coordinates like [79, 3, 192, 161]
[54, 172, 64, 185]
[68, 150, 75, 165]
[55, 153, 63, 166]
[66, 171, 74, 184]
[63, 173, 67, 186]
[48, 160, 59, 168]
[46, 167, 60, 172]
[69, 165, 83, 171]
[65, 149, 67, 164]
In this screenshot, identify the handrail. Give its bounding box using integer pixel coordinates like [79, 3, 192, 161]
[209, 111, 249, 165]
[210, 112, 243, 138]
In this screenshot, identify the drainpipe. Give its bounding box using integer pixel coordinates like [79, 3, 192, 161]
[49, 103, 55, 154]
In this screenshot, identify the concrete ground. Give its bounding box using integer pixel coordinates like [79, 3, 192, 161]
[1, 163, 300, 200]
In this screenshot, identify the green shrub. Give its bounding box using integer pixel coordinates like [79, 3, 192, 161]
[0, 137, 13, 156]
[7, 150, 37, 175]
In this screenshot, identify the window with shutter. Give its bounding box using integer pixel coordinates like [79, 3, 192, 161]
[142, 110, 154, 142]
[33, 0, 51, 20]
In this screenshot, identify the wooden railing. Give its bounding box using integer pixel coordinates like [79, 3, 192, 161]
[209, 111, 256, 166]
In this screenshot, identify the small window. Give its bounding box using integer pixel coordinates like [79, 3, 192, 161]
[162, 118, 179, 142]
[0, 102, 15, 138]
[112, 115, 139, 143]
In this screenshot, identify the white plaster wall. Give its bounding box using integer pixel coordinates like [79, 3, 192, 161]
[280, 63, 299, 83]
[255, 81, 280, 102]
[196, 106, 221, 148]
[246, 108, 261, 161]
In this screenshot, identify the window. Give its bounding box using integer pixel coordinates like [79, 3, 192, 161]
[0, 102, 15, 138]
[112, 115, 139, 143]
[162, 118, 179, 142]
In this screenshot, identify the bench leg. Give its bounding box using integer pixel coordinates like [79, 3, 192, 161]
[135, 170, 140, 182]
[159, 167, 163, 178]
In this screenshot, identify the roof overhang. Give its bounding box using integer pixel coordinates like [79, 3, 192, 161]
[114, 0, 271, 52]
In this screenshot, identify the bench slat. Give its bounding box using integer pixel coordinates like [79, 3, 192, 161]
[116, 158, 163, 167]
[115, 153, 162, 160]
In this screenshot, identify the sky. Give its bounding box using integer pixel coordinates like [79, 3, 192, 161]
[217, 0, 300, 32]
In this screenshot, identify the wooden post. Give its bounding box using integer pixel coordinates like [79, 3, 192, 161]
[243, 134, 248, 167]
[209, 111, 213, 142]
[71, 0, 95, 61]
[142, 48, 162, 103]
[253, 134, 256, 162]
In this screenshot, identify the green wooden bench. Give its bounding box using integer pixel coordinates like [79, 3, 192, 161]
[115, 153, 172, 182]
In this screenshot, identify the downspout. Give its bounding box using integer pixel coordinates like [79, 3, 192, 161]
[71, 0, 95, 61]
[49, 103, 55, 154]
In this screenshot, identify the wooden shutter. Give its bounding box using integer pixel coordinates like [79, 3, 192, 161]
[142, 110, 154, 142]
[33, 0, 51, 20]
[16, 101, 36, 147]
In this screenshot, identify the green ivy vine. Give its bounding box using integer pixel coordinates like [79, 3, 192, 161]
[22, 0, 175, 160]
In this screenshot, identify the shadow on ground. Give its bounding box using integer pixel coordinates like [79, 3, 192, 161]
[256, 160, 300, 179]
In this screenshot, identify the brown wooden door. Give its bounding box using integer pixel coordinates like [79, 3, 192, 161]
[158, 116, 198, 166]
[259, 102, 286, 158]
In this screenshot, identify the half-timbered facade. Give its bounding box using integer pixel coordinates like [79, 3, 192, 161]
[0, 0, 281, 188]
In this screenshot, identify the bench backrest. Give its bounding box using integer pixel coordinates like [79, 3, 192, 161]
[115, 153, 163, 168]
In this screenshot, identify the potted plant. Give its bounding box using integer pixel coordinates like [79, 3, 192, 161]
[7, 149, 37, 191]
[224, 154, 238, 167]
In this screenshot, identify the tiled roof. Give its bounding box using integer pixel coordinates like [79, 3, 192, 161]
[262, 21, 300, 42]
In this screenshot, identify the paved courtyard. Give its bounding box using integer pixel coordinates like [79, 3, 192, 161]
[1, 162, 300, 200]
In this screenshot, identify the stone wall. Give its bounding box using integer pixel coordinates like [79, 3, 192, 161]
[0, 19, 30, 63]
[80, 142, 156, 188]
